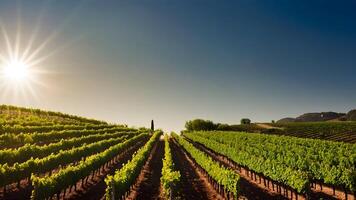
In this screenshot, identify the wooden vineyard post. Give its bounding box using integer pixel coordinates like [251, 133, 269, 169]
[344, 187, 348, 200]
[333, 186, 335, 196]
[110, 181, 115, 200]
[305, 187, 311, 200]
[169, 184, 173, 200]
[236, 180, 239, 200]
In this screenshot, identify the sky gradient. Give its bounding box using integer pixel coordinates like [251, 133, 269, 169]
[0, 0, 355, 131]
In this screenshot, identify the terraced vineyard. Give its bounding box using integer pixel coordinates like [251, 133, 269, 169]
[0, 106, 152, 200]
[263, 122, 356, 143]
[0, 105, 107, 127]
[1, 105, 355, 200]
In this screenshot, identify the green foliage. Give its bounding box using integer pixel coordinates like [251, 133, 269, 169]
[185, 119, 217, 131]
[0, 133, 147, 187]
[0, 131, 139, 165]
[0, 104, 107, 126]
[0, 124, 117, 135]
[184, 119, 263, 133]
[270, 121, 356, 142]
[347, 110, 356, 121]
[240, 118, 251, 125]
[172, 133, 240, 197]
[0, 104, 158, 199]
[184, 131, 356, 193]
[161, 135, 180, 198]
[216, 123, 231, 131]
[105, 131, 162, 200]
[0, 126, 136, 148]
[30, 133, 149, 200]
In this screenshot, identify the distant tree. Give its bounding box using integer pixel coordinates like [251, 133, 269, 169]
[346, 109, 356, 121]
[271, 120, 275, 123]
[240, 118, 251, 125]
[185, 119, 217, 131]
[151, 120, 154, 131]
[216, 123, 231, 131]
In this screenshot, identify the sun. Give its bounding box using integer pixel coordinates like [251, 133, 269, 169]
[0, 2, 74, 103]
[2, 60, 29, 81]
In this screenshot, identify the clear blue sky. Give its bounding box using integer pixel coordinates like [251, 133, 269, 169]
[0, 0, 355, 131]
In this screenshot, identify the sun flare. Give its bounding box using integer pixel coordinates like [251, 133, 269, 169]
[0, 11, 56, 102]
[2, 60, 29, 81]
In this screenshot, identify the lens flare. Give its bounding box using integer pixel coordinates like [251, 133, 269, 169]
[3, 60, 29, 81]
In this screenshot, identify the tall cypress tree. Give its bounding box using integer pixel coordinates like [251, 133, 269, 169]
[151, 120, 154, 131]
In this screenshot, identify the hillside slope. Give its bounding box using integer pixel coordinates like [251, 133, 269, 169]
[263, 121, 356, 143]
[277, 111, 348, 123]
[0, 105, 107, 126]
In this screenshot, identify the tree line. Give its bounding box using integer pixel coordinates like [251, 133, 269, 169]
[184, 118, 258, 132]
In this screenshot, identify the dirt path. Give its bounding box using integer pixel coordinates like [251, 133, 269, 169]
[256, 123, 282, 129]
[171, 140, 225, 200]
[127, 140, 165, 200]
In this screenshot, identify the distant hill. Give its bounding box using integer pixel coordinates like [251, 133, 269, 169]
[276, 110, 356, 123]
[276, 117, 296, 123]
[265, 121, 356, 143]
[295, 112, 345, 122]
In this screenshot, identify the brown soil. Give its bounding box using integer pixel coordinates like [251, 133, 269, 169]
[256, 123, 283, 130]
[127, 140, 165, 200]
[311, 183, 355, 200]
[184, 137, 287, 200]
[64, 140, 146, 200]
[0, 139, 146, 200]
[171, 139, 225, 200]
[186, 137, 354, 200]
[2, 136, 355, 200]
[0, 179, 32, 200]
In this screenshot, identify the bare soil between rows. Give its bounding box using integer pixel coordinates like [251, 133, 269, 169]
[64, 140, 146, 200]
[0, 139, 146, 200]
[182, 137, 283, 200]
[127, 139, 165, 200]
[185, 136, 353, 200]
[171, 139, 225, 200]
[2, 135, 354, 200]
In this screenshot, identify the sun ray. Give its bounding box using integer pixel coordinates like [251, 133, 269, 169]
[24, 81, 41, 100]
[26, 74, 49, 89]
[20, 0, 50, 62]
[27, 35, 85, 69]
[0, 53, 9, 64]
[23, 0, 85, 64]
[0, 20, 14, 61]
[0, 0, 85, 103]
[23, 30, 59, 64]
[14, 1, 22, 61]
[0, 82, 11, 100]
